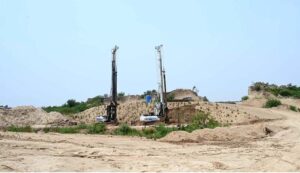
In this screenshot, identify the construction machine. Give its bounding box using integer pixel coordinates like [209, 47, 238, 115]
[140, 44, 169, 123]
[96, 45, 118, 123]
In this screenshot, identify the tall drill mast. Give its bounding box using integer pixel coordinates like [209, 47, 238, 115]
[155, 45, 164, 104]
[106, 45, 118, 122]
[155, 45, 169, 122]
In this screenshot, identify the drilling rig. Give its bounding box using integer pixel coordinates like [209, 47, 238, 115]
[140, 44, 169, 123]
[96, 45, 118, 123]
[155, 44, 169, 123]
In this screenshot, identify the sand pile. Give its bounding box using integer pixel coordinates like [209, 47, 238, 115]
[159, 124, 270, 143]
[75, 101, 261, 125]
[169, 89, 201, 101]
[0, 106, 69, 127]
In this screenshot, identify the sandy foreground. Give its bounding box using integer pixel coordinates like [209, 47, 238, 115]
[0, 106, 300, 171]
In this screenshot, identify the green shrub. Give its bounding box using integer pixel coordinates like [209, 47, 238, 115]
[141, 124, 177, 139]
[86, 96, 104, 107]
[43, 127, 51, 133]
[77, 123, 88, 129]
[252, 83, 263, 91]
[289, 105, 298, 112]
[203, 96, 209, 102]
[180, 112, 220, 132]
[141, 128, 156, 137]
[167, 93, 175, 102]
[152, 124, 176, 139]
[67, 99, 79, 107]
[118, 92, 125, 97]
[241, 96, 249, 101]
[113, 124, 177, 139]
[114, 124, 141, 136]
[279, 90, 292, 97]
[7, 125, 33, 132]
[87, 123, 106, 134]
[264, 99, 282, 108]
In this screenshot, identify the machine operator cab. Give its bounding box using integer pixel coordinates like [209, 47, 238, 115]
[96, 102, 117, 123]
[140, 112, 160, 123]
[139, 103, 162, 123]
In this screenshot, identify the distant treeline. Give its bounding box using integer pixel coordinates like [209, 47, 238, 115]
[42, 96, 104, 115]
[42, 92, 130, 115]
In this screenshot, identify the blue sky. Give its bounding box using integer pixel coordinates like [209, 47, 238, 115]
[1, 0, 300, 107]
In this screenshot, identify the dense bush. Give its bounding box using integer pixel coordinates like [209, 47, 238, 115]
[279, 90, 292, 97]
[241, 96, 249, 101]
[67, 99, 78, 107]
[264, 99, 282, 108]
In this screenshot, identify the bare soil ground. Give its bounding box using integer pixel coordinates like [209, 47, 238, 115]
[1, 105, 300, 171]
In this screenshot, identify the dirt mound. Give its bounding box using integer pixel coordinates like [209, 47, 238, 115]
[0, 106, 69, 128]
[76, 101, 261, 125]
[169, 89, 201, 101]
[159, 125, 270, 143]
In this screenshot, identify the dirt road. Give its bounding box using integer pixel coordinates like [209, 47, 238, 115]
[0, 106, 300, 171]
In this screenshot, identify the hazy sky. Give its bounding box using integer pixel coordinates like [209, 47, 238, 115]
[1, 0, 300, 107]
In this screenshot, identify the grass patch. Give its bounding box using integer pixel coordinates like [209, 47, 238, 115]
[113, 124, 141, 136]
[289, 105, 298, 112]
[7, 125, 33, 132]
[112, 123, 177, 139]
[44, 123, 106, 134]
[113, 111, 221, 139]
[179, 111, 220, 132]
[87, 123, 106, 134]
[142, 124, 177, 139]
[6, 113, 221, 140]
[264, 99, 282, 108]
[46, 126, 84, 134]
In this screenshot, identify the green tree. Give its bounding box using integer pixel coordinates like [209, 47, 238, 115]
[67, 99, 78, 107]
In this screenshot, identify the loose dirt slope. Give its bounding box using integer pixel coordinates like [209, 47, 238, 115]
[0, 106, 69, 128]
[75, 101, 262, 125]
[0, 105, 299, 171]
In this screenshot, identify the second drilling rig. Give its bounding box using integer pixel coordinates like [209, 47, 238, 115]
[97, 45, 119, 123]
[140, 44, 169, 123]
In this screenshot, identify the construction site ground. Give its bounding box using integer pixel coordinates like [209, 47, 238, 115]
[1, 104, 300, 171]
